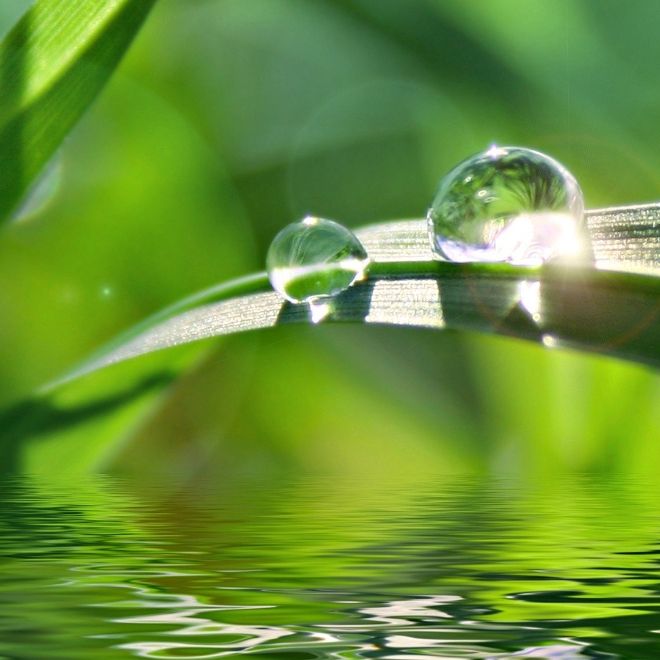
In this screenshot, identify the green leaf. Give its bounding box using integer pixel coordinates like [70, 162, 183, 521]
[1, 203, 657, 476]
[0, 0, 157, 221]
[50, 203, 660, 387]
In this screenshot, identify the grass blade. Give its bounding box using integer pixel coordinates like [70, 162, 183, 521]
[0, 0, 157, 221]
[2, 203, 658, 476]
[51, 203, 660, 387]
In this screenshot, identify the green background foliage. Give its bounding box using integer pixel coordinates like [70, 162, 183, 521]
[0, 0, 658, 479]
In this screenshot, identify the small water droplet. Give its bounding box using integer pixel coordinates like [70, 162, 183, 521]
[267, 216, 369, 303]
[428, 146, 586, 265]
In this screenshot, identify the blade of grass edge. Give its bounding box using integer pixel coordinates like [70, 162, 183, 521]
[44, 203, 660, 390]
[1, 203, 658, 476]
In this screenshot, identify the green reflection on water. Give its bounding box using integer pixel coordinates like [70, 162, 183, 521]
[1, 473, 660, 658]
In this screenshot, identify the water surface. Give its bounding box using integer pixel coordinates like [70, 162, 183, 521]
[1, 474, 660, 658]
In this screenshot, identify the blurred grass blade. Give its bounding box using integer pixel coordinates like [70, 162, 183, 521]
[0, 0, 157, 221]
[51, 203, 660, 387]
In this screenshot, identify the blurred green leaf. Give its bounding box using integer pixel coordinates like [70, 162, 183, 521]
[0, 0, 157, 221]
[0, 342, 207, 474]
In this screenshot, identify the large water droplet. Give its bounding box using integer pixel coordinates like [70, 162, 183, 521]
[267, 216, 369, 303]
[428, 146, 586, 265]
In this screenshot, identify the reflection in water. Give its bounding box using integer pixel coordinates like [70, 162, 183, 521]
[1, 474, 660, 658]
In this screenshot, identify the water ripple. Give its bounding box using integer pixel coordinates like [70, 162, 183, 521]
[0, 475, 658, 658]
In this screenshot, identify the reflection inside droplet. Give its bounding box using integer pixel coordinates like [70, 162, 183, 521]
[492, 211, 587, 265]
[428, 146, 587, 265]
[266, 216, 369, 303]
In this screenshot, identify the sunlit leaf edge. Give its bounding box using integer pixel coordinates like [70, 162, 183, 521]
[44, 203, 660, 391]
